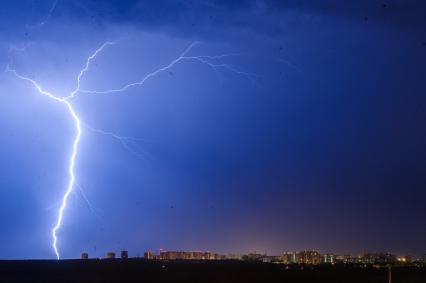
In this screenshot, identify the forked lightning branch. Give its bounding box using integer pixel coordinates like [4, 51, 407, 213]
[6, 41, 250, 259]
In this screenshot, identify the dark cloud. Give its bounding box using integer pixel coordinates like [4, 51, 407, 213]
[63, 0, 426, 34]
[1, 1, 425, 41]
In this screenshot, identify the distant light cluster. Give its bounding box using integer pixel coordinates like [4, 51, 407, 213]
[80, 249, 426, 267]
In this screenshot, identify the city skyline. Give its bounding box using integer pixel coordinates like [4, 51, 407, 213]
[0, 1, 426, 260]
[78, 248, 426, 266]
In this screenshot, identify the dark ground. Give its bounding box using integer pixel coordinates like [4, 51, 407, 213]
[0, 259, 425, 283]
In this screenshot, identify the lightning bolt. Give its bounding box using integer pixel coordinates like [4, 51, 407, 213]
[25, 0, 59, 30]
[40, 0, 59, 27]
[84, 123, 151, 159]
[6, 42, 113, 259]
[79, 42, 256, 95]
[6, 40, 251, 259]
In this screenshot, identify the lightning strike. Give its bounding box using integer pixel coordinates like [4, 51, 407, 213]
[74, 182, 105, 224]
[7, 40, 250, 259]
[84, 124, 150, 159]
[6, 42, 113, 259]
[26, 0, 59, 30]
[38, 0, 59, 27]
[80, 42, 255, 95]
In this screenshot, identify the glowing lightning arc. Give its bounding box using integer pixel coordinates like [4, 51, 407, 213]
[6, 41, 251, 259]
[51, 102, 80, 260]
[6, 42, 113, 259]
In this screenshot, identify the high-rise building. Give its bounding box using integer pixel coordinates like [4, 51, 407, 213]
[282, 252, 297, 264]
[106, 252, 116, 259]
[157, 251, 223, 260]
[121, 250, 128, 259]
[322, 254, 335, 264]
[81, 253, 89, 260]
[335, 254, 357, 264]
[144, 251, 154, 260]
[242, 253, 266, 261]
[296, 251, 321, 265]
[362, 253, 396, 264]
[226, 254, 242, 260]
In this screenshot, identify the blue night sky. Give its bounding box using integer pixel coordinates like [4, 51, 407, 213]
[0, 0, 425, 259]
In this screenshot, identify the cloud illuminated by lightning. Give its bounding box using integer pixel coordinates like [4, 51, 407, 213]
[6, 40, 250, 259]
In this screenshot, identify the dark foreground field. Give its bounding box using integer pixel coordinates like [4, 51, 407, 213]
[0, 259, 425, 283]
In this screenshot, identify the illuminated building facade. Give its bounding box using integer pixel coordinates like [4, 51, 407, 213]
[362, 253, 396, 264]
[296, 251, 321, 265]
[322, 253, 335, 264]
[158, 251, 221, 260]
[282, 252, 297, 264]
[144, 251, 154, 260]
